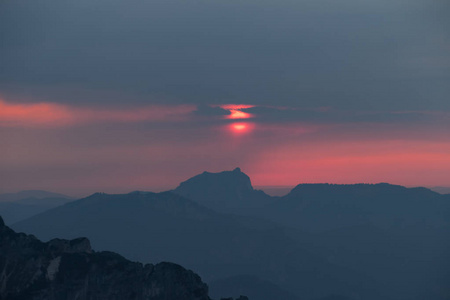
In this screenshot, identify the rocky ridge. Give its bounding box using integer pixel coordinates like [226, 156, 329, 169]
[0, 215, 211, 300]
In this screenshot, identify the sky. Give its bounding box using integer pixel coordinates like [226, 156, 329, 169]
[1, 0, 449, 196]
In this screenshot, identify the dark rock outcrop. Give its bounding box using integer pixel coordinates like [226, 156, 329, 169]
[0, 215, 210, 300]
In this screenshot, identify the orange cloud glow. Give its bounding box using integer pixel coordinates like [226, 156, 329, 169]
[228, 110, 253, 119]
[0, 100, 73, 126]
[220, 104, 255, 119]
[0, 99, 196, 127]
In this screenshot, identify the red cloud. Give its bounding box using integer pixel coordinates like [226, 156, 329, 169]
[219, 104, 255, 119]
[0, 99, 196, 127]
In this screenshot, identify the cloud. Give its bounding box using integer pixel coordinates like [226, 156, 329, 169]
[1, 0, 448, 110]
[0, 99, 196, 128]
[240, 106, 450, 125]
[219, 104, 255, 119]
[193, 104, 230, 117]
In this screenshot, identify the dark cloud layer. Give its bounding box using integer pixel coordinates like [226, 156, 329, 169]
[1, 0, 449, 110]
[242, 106, 450, 126]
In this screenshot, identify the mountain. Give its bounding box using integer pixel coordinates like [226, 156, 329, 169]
[176, 169, 450, 233]
[12, 191, 382, 300]
[270, 183, 450, 232]
[0, 197, 73, 225]
[0, 215, 210, 300]
[0, 190, 74, 224]
[173, 168, 273, 214]
[174, 169, 450, 300]
[13, 169, 450, 299]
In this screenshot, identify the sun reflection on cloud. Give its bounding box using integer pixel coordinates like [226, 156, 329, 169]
[228, 109, 253, 119]
[219, 104, 255, 120]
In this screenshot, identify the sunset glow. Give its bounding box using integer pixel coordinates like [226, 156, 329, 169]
[220, 104, 255, 119]
[1, 100, 450, 192]
[0, 99, 195, 127]
[229, 122, 254, 134]
[228, 109, 253, 119]
[233, 124, 247, 131]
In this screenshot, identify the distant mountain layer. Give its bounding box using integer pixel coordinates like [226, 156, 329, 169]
[175, 169, 450, 232]
[12, 191, 380, 300]
[0, 190, 74, 224]
[429, 186, 450, 195]
[0, 197, 73, 225]
[0, 215, 210, 300]
[12, 169, 450, 300]
[174, 169, 450, 300]
[271, 182, 449, 232]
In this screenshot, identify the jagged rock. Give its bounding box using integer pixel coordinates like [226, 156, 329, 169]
[47, 237, 92, 254]
[0, 215, 210, 300]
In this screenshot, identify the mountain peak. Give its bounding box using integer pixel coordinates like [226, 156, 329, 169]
[173, 169, 271, 213]
[176, 168, 254, 194]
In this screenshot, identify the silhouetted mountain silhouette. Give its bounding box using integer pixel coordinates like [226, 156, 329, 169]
[279, 183, 449, 230]
[12, 169, 450, 300]
[13, 191, 381, 300]
[174, 168, 272, 214]
[174, 169, 450, 300]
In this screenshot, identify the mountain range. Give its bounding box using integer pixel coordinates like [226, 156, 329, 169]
[10, 168, 450, 300]
[12, 190, 374, 300]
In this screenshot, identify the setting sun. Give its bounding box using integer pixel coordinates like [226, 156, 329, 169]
[229, 122, 254, 134]
[233, 124, 246, 131]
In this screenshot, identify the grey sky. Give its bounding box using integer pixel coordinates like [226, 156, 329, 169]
[1, 0, 449, 110]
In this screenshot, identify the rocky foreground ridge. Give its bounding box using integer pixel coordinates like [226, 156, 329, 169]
[0, 215, 214, 300]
